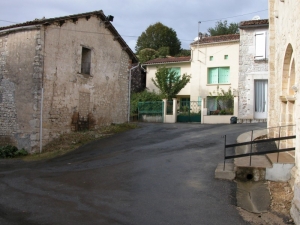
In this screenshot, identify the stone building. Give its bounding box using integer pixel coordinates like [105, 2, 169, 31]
[268, 0, 300, 223]
[238, 19, 269, 123]
[0, 10, 138, 153]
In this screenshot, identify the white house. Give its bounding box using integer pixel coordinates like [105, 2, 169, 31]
[190, 34, 240, 123]
[144, 34, 240, 124]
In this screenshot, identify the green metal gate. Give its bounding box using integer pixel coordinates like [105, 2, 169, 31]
[177, 101, 201, 122]
[138, 101, 164, 123]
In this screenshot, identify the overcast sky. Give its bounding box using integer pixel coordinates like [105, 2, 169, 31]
[0, 0, 268, 51]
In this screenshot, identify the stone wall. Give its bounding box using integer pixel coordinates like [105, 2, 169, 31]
[0, 27, 43, 151]
[0, 15, 133, 152]
[238, 26, 269, 120]
[268, 0, 300, 223]
[41, 15, 131, 145]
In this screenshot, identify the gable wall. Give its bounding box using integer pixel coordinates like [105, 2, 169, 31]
[42, 16, 131, 147]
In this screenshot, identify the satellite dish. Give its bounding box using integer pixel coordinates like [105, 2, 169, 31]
[194, 37, 200, 41]
[252, 15, 260, 20]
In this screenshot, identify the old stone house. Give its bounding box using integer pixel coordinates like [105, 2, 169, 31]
[238, 19, 269, 123]
[0, 10, 138, 153]
[268, 0, 300, 223]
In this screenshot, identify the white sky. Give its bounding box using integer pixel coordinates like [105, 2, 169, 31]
[0, 0, 269, 52]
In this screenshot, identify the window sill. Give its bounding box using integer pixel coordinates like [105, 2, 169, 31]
[77, 73, 93, 78]
[206, 83, 231, 86]
[254, 58, 268, 62]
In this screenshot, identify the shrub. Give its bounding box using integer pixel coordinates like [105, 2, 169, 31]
[0, 145, 28, 158]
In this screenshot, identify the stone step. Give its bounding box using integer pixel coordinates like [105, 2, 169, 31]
[266, 152, 295, 164]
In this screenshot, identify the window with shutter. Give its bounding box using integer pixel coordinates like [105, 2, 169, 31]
[208, 67, 230, 84]
[255, 32, 266, 60]
[208, 68, 218, 84]
[218, 67, 229, 84]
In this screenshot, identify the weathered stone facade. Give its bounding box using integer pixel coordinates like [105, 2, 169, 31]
[0, 11, 137, 153]
[0, 27, 43, 150]
[238, 20, 269, 122]
[268, 0, 300, 223]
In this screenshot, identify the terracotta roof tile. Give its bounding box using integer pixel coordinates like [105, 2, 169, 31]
[239, 19, 269, 28]
[191, 34, 240, 45]
[143, 56, 191, 65]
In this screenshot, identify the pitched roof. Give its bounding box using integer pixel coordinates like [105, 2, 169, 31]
[0, 10, 138, 62]
[191, 34, 240, 45]
[143, 56, 191, 65]
[239, 19, 269, 28]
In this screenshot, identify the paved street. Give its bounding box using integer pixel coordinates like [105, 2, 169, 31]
[0, 122, 266, 225]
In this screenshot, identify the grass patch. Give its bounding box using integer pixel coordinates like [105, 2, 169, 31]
[24, 123, 138, 161]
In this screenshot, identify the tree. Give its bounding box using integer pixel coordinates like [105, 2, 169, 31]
[151, 67, 191, 100]
[175, 49, 191, 57]
[138, 48, 158, 63]
[207, 20, 239, 36]
[135, 22, 181, 56]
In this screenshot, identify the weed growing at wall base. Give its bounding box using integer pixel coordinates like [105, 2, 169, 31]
[0, 145, 28, 158]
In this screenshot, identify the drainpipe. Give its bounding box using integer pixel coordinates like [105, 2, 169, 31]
[128, 63, 140, 122]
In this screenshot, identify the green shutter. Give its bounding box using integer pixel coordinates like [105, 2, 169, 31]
[218, 67, 229, 84]
[208, 68, 218, 84]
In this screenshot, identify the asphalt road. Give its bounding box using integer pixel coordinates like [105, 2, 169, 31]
[0, 122, 266, 225]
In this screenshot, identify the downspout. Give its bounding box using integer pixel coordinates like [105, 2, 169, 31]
[40, 26, 45, 153]
[128, 63, 140, 122]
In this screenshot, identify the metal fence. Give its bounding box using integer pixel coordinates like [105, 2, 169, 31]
[177, 101, 201, 122]
[223, 124, 296, 170]
[138, 101, 164, 123]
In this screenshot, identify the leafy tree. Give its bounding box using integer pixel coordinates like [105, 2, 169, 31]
[135, 22, 181, 56]
[138, 48, 158, 63]
[151, 67, 191, 100]
[207, 20, 239, 36]
[175, 49, 191, 57]
[157, 47, 170, 58]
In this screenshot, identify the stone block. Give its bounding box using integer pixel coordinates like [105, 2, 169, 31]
[215, 163, 235, 180]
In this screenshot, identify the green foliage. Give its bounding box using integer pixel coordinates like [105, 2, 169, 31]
[131, 90, 164, 115]
[210, 87, 234, 114]
[0, 145, 28, 158]
[138, 48, 158, 63]
[151, 67, 191, 100]
[175, 49, 191, 57]
[207, 20, 239, 36]
[135, 22, 181, 56]
[157, 47, 170, 58]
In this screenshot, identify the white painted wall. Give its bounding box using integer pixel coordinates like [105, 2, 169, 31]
[145, 61, 191, 96]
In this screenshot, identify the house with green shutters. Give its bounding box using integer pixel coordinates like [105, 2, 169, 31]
[190, 34, 240, 123]
[143, 34, 240, 123]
